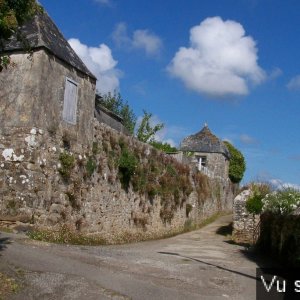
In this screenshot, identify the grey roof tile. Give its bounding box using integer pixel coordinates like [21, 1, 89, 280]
[180, 125, 230, 158]
[2, 11, 96, 80]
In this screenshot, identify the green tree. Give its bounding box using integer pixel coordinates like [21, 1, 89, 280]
[0, 0, 41, 69]
[136, 110, 164, 143]
[150, 140, 177, 153]
[96, 91, 137, 134]
[224, 141, 246, 183]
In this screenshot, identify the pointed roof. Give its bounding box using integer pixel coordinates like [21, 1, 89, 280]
[2, 11, 96, 80]
[180, 125, 230, 158]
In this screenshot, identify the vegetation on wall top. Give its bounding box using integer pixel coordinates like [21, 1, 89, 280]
[96, 92, 176, 153]
[0, 0, 41, 70]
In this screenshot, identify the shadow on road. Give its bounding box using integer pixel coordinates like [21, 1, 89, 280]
[158, 251, 260, 282]
[0, 234, 11, 254]
[215, 222, 233, 236]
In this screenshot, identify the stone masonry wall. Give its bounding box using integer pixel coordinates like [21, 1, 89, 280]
[232, 189, 260, 244]
[0, 120, 234, 243]
[0, 50, 95, 145]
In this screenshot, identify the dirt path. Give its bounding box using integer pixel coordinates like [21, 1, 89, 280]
[0, 215, 274, 299]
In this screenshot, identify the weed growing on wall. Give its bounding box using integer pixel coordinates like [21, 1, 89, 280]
[58, 152, 75, 179]
[86, 157, 97, 177]
[118, 146, 138, 191]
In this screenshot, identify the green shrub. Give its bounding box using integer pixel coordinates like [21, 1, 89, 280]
[246, 183, 271, 214]
[150, 141, 177, 153]
[59, 152, 75, 179]
[118, 147, 138, 191]
[224, 141, 246, 183]
[246, 193, 264, 214]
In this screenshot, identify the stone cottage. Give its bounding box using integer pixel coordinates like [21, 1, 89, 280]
[179, 124, 230, 179]
[0, 11, 96, 147]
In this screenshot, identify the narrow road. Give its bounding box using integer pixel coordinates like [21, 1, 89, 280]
[0, 215, 273, 299]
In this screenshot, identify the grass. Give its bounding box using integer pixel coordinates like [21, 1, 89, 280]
[0, 272, 19, 300]
[28, 225, 107, 246]
[27, 212, 232, 246]
[0, 226, 13, 233]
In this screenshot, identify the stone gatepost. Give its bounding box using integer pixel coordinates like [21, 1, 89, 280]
[232, 189, 260, 244]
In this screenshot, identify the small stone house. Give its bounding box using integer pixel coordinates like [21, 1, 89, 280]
[0, 11, 96, 146]
[179, 125, 230, 179]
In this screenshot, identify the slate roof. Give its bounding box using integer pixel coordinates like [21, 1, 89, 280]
[2, 11, 96, 80]
[180, 125, 230, 158]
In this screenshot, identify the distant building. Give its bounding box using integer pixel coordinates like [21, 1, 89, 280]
[179, 125, 230, 179]
[0, 11, 96, 146]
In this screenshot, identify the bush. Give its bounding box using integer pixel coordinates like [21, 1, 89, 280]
[224, 141, 246, 183]
[262, 188, 300, 215]
[118, 147, 138, 191]
[246, 183, 271, 214]
[58, 152, 75, 179]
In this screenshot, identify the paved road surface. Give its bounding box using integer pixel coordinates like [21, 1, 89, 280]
[0, 215, 274, 299]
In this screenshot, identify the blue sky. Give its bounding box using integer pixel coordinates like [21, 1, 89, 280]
[40, 0, 300, 187]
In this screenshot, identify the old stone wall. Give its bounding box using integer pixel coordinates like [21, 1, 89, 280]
[258, 213, 300, 267]
[232, 189, 260, 244]
[0, 119, 234, 243]
[0, 50, 95, 145]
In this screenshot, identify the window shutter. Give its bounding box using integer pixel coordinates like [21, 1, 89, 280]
[63, 78, 78, 124]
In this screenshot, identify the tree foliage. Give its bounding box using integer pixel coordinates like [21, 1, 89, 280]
[150, 140, 177, 153]
[224, 141, 246, 183]
[0, 0, 41, 70]
[96, 91, 137, 134]
[0, 0, 39, 40]
[136, 110, 164, 143]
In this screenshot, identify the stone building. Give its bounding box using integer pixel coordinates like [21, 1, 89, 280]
[0, 9, 235, 242]
[0, 11, 96, 146]
[179, 125, 230, 179]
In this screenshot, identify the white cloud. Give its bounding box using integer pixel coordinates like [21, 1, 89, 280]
[132, 30, 163, 56]
[287, 75, 300, 90]
[112, 23, 162, 57]
[68, 38, 121, 94]
[112, 23, 131, 48]
[239, 134, 258, 145]
[94, 0, 112, 6]
[269, 179, 300, 191]
[168, 16, 265, 97]
[269, 67, 282, 80]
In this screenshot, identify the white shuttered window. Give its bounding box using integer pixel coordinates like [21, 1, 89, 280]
[63, 78, 78, 124]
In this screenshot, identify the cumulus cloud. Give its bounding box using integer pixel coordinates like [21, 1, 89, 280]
[287, 75, 300, 90]
[112, 23, 162, 57]
[68, 38, 121, 93]
[168, 16, 265, 97]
